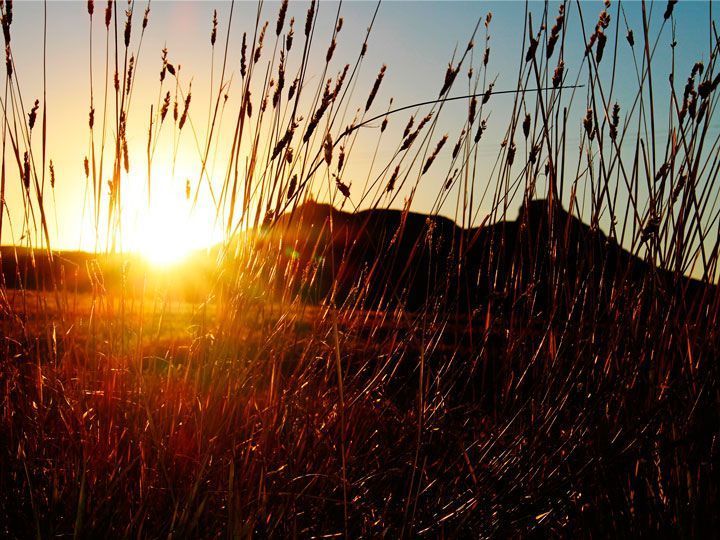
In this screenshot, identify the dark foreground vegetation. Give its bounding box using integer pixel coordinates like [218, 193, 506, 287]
[2, 0, 720, 537]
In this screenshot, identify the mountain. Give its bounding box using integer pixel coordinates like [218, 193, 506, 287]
[249, 198, 710, 316]
[1, 199, 711, 317]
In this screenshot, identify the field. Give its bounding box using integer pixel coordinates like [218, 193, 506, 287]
[2, 0, 720, 537]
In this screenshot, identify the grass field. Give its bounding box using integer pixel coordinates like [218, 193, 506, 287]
[2, 0, 720, 537]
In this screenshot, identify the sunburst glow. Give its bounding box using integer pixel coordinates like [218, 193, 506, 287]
[120, 171, 223, 267]
[134, 202, 194, 266]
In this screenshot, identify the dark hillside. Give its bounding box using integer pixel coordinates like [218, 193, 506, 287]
[251, 199, 711, 317]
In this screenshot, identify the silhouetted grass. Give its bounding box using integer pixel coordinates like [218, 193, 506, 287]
[1, 0, 720, 537]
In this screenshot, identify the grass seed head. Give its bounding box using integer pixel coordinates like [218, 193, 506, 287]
[178, 88, 191, 130]
[276, 0, 288, 36]
[439, 62, 459, 97]
[123, 138, 129, 172]
[337, 147, 345, 172]
[241, 33, 247, 77]
[422, 134, 448, 175]
[305, 0, 315, 38]
[28, 99, 39, 131]
[286, 18, 295, 51]
[124, 5, 132, 47]
[287, 174, 297, 200]
[529, 143, 539, 163]
[1, 15, 9, 45]
[526, 32, 538, 63]
[273, 51, 286, 108]
[288, 77, 299, 101]
[22, 151, 30, 190]
[610, 103, 620, 140]
[126, 55, 134, 94]
[160, 47, 168, 82]
[403, 115, 415, 139]
[386, 165, 399, 192]
[552, 60, 564, 88]
[452, 129, 465, 159]
[506, 141, 516, 165]
[469, 96, 477, 125]
[474, 118, 486, 143]
[482, 82, 494, 104]
[333, 64, 349, 100]
[211, 10, 217, 46]
[336, 178, 350, 197]
[596, 30, 607, 63]
[401, 112, 433, 151]
[547, 4, 564, 58]
[254, 21, 268, 64]
[324, 132, 333, 166]
[584, 108, 595, 140]
[365, 65, 386, 112]
[664, 0, 678, 20]
[326, 38, 336, 63]
[160, 91, 170, 122]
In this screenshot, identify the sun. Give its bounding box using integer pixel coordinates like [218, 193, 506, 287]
[136, 217, 193, 267]
[121, 173, 222, 268]
[133, 196, 195, 266]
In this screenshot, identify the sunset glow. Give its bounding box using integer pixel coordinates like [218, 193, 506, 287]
[2, 1, 720, 536]
[118, 170, 222, 266]
[132, 199, 195, 267]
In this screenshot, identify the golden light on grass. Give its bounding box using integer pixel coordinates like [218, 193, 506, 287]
[2, 1, 720, 536]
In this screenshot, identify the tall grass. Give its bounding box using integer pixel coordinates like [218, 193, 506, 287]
[1, 0, 720, 536]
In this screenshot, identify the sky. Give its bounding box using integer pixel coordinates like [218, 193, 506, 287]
[0, 0, 718, 261]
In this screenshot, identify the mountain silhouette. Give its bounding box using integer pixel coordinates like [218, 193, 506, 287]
[1, 199, 711, 317]
[250, 198, 710, 316]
